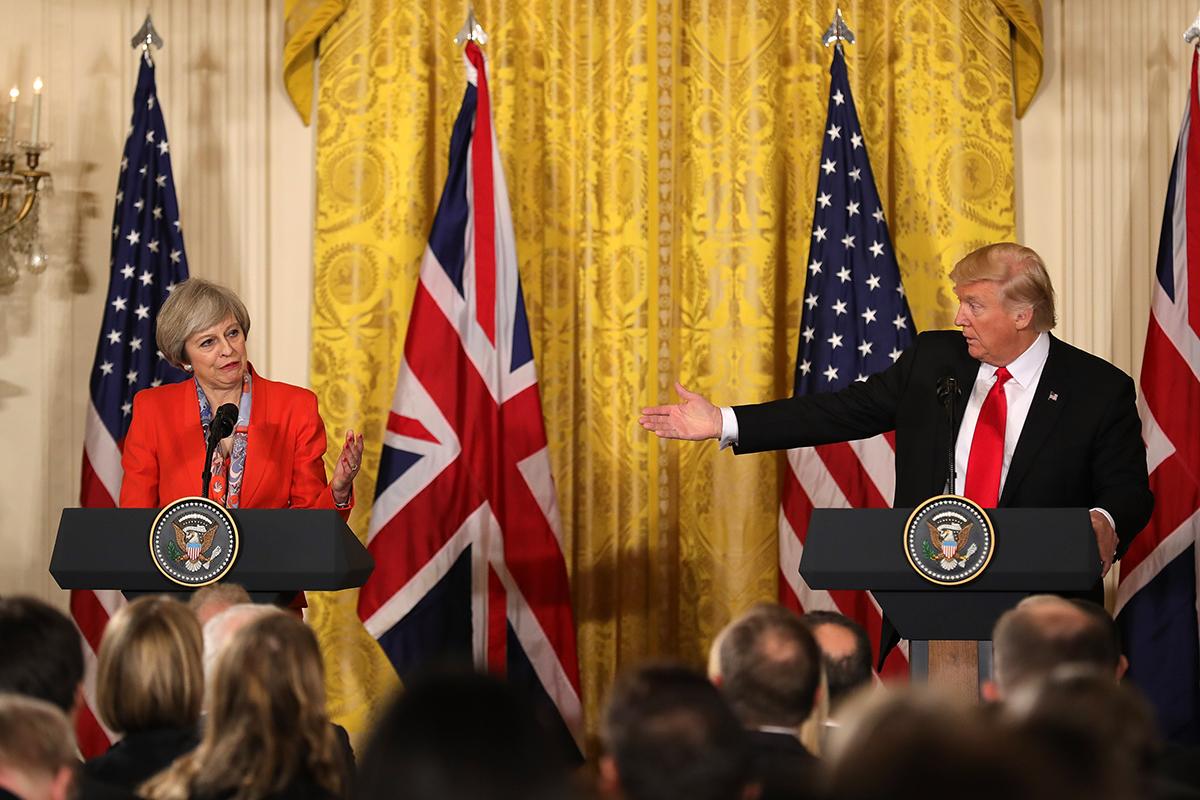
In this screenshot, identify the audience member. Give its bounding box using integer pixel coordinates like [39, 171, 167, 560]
[799, 611, 872, 717]
[1002, 667, 1189, 800]
[0, 694, 76, 800]
[987, 594, 1123, 699]
[710, 604, 821, 800]
[601, 663, 752, 800]
[824, 688, 1057, 800]
[82, 596, 203, 795]
[354, 670, 572, 800]
[141, 613, 348, 800]
[0, 597, 83, 717]
[200, 602, 281, 681]
[187, 583, 252, 627]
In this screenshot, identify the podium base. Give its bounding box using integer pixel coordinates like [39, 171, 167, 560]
[909, 640, 992, 702]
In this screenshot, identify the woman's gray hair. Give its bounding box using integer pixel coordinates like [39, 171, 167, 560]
[155, 278, 251, 368]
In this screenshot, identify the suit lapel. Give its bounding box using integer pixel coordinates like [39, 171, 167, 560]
[239, 367, 274, 506]
[999, 335, 1067, 506]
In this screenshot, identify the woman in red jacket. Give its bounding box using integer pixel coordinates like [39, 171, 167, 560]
[120, 278, 362, 513]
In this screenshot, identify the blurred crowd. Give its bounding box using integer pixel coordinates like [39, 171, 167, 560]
[0, 587, 1196, 800]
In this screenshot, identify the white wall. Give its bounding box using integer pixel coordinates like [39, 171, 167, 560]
[0, 0, 314, 607]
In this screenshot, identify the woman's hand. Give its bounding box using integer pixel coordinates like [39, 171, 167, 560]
[331, 430, 365, 506]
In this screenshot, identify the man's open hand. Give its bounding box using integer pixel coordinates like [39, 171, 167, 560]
[639, 382, 723, 441]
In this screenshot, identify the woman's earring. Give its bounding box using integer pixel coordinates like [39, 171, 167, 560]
[183, 364, 193, 372]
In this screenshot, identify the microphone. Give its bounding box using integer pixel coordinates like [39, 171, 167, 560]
[201, 403, 239, 497]
[207, 403, 239, 445]
[936, 376, 960, 494]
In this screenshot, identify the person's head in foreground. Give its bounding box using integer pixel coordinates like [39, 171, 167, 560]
[95, 595, 204, 737]
[800, 610, 873, 717]
[355, 669, 572, 800]
[0, 596, 83, 717]
[187, 582, 252, 627]
[987, 593, 1124, 700]
[710, 603, 822, 731]
[601, 663, 753, 800]
[141, 613, 345, 800]
[950, 242, 1056, 367]
[0, 693, 76, 800]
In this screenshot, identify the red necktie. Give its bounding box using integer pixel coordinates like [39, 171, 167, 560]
[963, 367, 1012, 507]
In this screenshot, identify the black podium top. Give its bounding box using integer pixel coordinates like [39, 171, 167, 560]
[51, 508, 373, 593]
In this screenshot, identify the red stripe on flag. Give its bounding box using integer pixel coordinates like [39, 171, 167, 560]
[815, 442, 889, 508]
[1120, 453, 1200, 574]
[487, 566, 507, 676]
[75, 702, 111, 759]
[1188, 51, 1200, 340]
[386, 411, 440, 444]
[1141, 318, 1200, 479]
[465, 42, 496, 345]
[80, 454, 116, 509]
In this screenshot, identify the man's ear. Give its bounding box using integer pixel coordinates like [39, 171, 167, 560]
[1012, 303, 1034, 331]
[981, 679, 1002, 703]
[71, 682, 85, 725]
[50, 765, 75, 800]
[1116, 654, 1129, 681]
[598, 755, 621, 796]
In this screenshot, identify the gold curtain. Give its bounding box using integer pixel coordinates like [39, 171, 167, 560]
[298, 0, 1041, 745]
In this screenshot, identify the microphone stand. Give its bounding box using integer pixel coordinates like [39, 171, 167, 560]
[940, 377, 958, 494]
[201, 434, 219, 498]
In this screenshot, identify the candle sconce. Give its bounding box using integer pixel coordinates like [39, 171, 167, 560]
[0, 139, 51, 288]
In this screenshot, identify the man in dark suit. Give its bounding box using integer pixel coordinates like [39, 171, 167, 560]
[640, 243, 1153, 578]
[709, 604, 822, 800]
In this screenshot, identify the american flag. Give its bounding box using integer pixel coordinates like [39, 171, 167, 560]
[1115, 48, 1200, 742]
[358, 43, 583, 754]
[777, 45, 914, 677]
[75, 52, 190, 756]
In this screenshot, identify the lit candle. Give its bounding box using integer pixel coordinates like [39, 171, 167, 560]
[6, 87, 16, 149]
[30, 78, 42, 144]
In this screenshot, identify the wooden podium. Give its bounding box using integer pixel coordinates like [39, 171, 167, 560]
[800, 507, 1100, 701]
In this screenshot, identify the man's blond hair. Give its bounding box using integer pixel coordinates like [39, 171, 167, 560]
[949, 243, 1057, 332]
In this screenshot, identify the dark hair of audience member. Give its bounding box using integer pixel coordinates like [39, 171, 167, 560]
[602, 663, 751, 800]
[354, 668, 571, 800]
[141, 613, 345, 800]
[0, 693, 77, 800]
[992, 595, 1120, 693]
[1002, 667, 1161, 800]
[824, 689, 1058, 800]
[800, 610, 873, 709]
[0, 596, 83, 715]
[95, 595, 203, 734]
[717, 604, 821, 728]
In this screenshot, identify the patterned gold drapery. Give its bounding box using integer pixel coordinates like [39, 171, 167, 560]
[295, 0, 1041, 744]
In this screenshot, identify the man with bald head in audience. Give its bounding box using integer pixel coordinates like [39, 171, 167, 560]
[986, 594, 1125, 701]
[710, 604, 822, 800]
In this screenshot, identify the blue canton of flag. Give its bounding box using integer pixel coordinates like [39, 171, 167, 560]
[794, 45, 914, 394]
[88, 53, 190, 454]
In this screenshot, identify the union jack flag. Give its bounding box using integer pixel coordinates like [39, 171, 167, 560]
[778, 45, 914, 677]
[358, 42, 582, 752]
[1115, 48, 1200, 742]
[75, 52, 190, 756]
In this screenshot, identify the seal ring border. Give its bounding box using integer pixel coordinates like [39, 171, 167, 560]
[901, 494, 996, 587]
[148, 496, 241, 588]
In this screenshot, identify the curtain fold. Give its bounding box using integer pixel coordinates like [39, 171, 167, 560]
[283, 0, 349, 125]
[303, 0, 1042, 743]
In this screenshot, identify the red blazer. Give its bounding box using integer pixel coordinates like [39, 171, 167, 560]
[119, 367, 352, 515]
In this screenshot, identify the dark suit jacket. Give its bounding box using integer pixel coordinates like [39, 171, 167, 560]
[747, 730, 820, 800]
[734, 331, 1153, 555]
[81, 727, 198, 799]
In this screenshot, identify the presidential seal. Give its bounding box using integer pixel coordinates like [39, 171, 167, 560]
[903, 495, 994, 586]
[149, 497, 239, 587]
